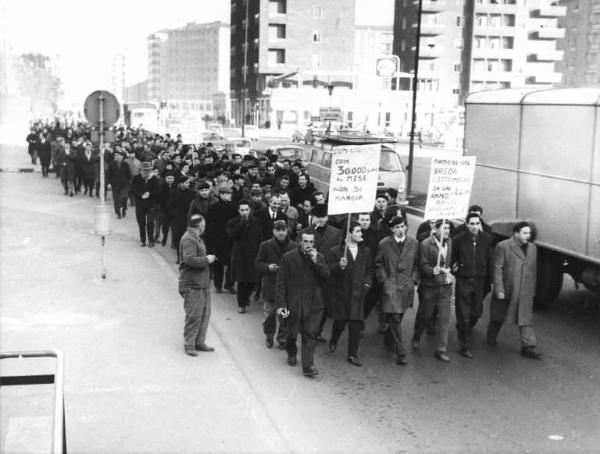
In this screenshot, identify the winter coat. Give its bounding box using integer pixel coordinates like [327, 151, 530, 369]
[205, 200, 238, 260]
[303, 224, 343, 255]
[255, 207, 288, 241]
[80, 151, 98, 181]
[37, 140, 52, 164]
[226, 215, 262, 283]
[107, 160, 131, 190]
[327, 245, 372, 320]
[167, 187, 196, 220]
[490, 238, 537, 326]
[130, 174, 161, 208]
[451, 231, 494, 279]
[418, 236, 454, 287]
[178, 228, 211, 291]
[255, 238, 297, 301]
[375, 236, 420, 313]
[275, 247, 331, 337]
[188, 193, 218, 222]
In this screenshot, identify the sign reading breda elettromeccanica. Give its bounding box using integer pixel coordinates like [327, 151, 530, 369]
[328, 144, 381, 215]
[424, 156, 476, 220]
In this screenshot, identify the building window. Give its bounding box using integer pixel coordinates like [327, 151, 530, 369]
[502, 36, 514, 49]
[312, 54, 321, 68]
[475, 36, 485, 49]
[313, 30, 321, 42]
[269, 24, 286, 40]
[402, 17, 407, 29]
[268, 48, 285, 65]
[400, 39, 406, 52]
[385, 112, 391, 128]
[268, 0, 286, 15]
[456, 16, 462, 27]
[454, 63, 461, 72]
[502, 14, 515, 26]
[473, 59, 485, 72]
[454, 37, 463, 49]
[476, 14, 487, 27]
[313, 5, 323, 18]
[452, 88, 460, 95]
[500, 59, 512, 71]
[488, 36, 500, 49]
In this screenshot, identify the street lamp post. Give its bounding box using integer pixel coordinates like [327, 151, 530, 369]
[407, 0, 423, 198]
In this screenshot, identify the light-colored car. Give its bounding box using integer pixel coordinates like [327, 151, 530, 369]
[244, 125, 259, 141]
[264, 144, 310, 168]
[228, 137, 255, 157]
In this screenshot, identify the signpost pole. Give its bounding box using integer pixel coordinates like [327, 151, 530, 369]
[343, 212, 351, 258]
[98, 94, 107, 279]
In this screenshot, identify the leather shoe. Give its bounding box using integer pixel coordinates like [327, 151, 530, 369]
[434, 350, 450, 362]
[238, 307, 246, 314]
[265, 336, 274, 349]
[521, 347, 543, 360]
[215, 288, 223, 294]
[303, 366, 319, 377]
[184, 346, 198, 357]
[328, 341, 337, 353]
[460, 347, 473, 359]
[346, 356, 362, 367]
[287, 356, 297, 366]
[486, 338, 498, 348]
[396, 356, 408, 366]
[196, 344, 215, 352]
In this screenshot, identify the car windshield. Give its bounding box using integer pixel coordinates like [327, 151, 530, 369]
[379, 150, 402, 172]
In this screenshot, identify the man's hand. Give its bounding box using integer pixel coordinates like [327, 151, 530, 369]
[142, 191, 149, 199]
[339, 257, 348, 270]
[276, 308, 290, 318]
[268, 263, 280, 272]
[433, 266, 441, 275]
[497, 292, 505, 300]
[309, 249, 318, 263]
[206, 254, 216, 264]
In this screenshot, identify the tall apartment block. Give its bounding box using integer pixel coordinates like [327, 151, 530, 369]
[147, 22, 230, 118]
[230, 0, 356, 126]
[394, 0, 566, 107]
[558, 0, 600, 87]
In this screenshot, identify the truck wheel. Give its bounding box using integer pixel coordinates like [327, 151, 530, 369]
[534, 250, 563, 309]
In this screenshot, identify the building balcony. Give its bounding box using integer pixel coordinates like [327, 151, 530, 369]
[532, 50, 564, 61]
[532, 28, 566, 40]
[413, 44, 443, 58]
[413, 22, 444, 35]
[528, 73, 563, 84]
[415, 0, 446, 13]
[535, 6, 567, 17]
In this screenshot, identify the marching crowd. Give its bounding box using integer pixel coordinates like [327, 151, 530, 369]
[27, 119, 543, 378]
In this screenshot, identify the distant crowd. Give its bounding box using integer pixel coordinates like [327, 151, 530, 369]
[27, 118, 542, 378]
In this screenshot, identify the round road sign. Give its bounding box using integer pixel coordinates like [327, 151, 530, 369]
[84, 90, 120, 127]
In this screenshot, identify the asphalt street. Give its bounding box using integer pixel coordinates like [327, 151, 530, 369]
[1, 143, 600, 454]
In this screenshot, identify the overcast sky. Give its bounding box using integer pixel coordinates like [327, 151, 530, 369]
[2, 0, 393, 105]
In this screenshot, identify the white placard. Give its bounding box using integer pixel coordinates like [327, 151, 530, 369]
[328, 144, 381, 215]
[424, 156, 476, 220]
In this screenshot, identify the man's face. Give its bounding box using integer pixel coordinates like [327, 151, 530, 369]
[266, 165, 275, 174]
[392, 222, 407, 238]
[199, 188, 210, 199]
[233, 156, 242, 164]
[273, 227, 288, 242]
[298, 175, 307, 187]
[358, 214, 371, 230]
[279, 194, 290, 208]
[280, 178, 289, 188]
[314, 194, 325, 205]
[314, 216, 327, 228]
[515, 226, 531, 244]
[115, 153, 123, 163]
[181, 180, 190, 189]
[282, 161, 290, 171]
[467, 217, 482, 236]
[251, 183, 261, 190]
[220, 191, 232, 202]
[349, 227, 363, 243]
[142, 169, 151, 179]
[376, 198, 388, 211]
[248, 167, 258, 176]
[239, 204, 250, 217]
[437, 223, 450, 240]
[300, 233, 315, 253]
[303, 200, 313, 213]
[269, 197, 281, 211]
[196, 219, 206, 235]
[234, 177, 245, 186]
[165, 176, 175, 185]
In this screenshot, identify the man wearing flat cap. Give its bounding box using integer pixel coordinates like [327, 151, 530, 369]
[130, 162, 161, 247]
[255, 220, 297, 349]
[179, 214, 216, 356]
[188, 179, 218, 223]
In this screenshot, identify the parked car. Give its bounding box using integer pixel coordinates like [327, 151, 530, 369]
[260, 144, 310, 168]
[227, 137, 255, 157]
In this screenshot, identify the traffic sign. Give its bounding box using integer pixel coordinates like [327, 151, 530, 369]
[376, 56, 399, 77]
[84, 90, 120, 127]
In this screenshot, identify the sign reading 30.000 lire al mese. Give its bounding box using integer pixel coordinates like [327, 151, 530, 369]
[327, 144, 381, 215]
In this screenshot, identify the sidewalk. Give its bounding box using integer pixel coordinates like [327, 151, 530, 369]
[0, 170, 289, 453]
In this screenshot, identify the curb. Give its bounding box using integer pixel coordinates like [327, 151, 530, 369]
[0, 168, 37, 173]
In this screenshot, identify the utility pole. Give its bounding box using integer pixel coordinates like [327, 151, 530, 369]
[241, 0, 250, 137]
[407, 0, 422, 198]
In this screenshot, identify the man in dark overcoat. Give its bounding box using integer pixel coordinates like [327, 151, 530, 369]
[375, 216, 420, 365]
[226, 200, 262, 313]
[107, 151, 131, 218]
[130, 162, 161, 247]
[255, 194, 288, 241]
[451, 212, 494, 358]
[205, 187, 238, 293]
[255, 220, 297, 349]
[326, 222, 373, 367]
[276, 231, 331, 377]
[487, 221, 542, 359]
[168, 176, 196, 262]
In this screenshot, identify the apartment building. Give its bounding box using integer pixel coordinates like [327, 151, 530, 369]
[230, 0, 356, 127]
[147, 22, 230, 118]
[558, 0, 600, 86]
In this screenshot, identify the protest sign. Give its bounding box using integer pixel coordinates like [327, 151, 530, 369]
[424, 156, 476, 220]
[327, 144, 381, 215]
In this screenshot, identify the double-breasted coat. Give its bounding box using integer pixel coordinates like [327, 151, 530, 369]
[205, 200, 238, 262]
[226, 215, 262, 283]
[275, 247, 331, 337]
[255, 238, 297, 301]
[327, 245, 373, 320]
[375, 236, 420, 313]
[490, 238, 537, 326]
